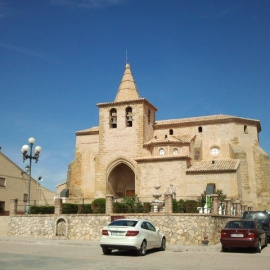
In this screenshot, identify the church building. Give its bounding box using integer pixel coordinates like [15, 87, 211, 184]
[67, 63, 270, 209]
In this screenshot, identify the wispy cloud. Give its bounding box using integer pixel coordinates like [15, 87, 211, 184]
[51, 0, 128, 9]
[0, 42, 49, 60]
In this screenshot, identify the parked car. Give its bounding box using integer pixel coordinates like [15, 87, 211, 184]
[242, 211, 270, 241]
[220, 220, 267, 253]
[100, 219, 166, 256]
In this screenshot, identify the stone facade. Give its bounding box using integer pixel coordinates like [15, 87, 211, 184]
[66, 63, 270, 209]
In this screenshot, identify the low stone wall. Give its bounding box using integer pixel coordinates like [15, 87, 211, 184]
[8, 215, 110, 241]
[8, 213, 236, 245]
[0, 216, 9, 236]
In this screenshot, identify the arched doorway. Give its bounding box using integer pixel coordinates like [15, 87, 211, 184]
[108, 163, 135, 197]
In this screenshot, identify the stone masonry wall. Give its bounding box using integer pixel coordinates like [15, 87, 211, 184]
[7, 214, 235, 245]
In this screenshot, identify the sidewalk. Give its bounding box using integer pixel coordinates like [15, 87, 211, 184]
[0, 235, 222, 252]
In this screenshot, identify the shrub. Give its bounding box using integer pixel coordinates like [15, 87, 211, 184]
[30, 206, 54, 214]
[216, 189, 227, 202]
[113, 197, 147, 213]
[173, 199, 180, 213]
[91, 198, 106, 213]
[178, 199, 186, 213]
[62, 203, 78, 214]
[173, 199, 186, 213]
[77, 203, 92, 214]
[142, 202, 151, 213]
[185, 200, 200, 213]
[132, 201, 143, 213]
[113, 202, 129, 213]
[81, 203, 92, 214]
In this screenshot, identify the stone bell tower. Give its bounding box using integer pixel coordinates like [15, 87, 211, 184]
[94, 63, 157, 197]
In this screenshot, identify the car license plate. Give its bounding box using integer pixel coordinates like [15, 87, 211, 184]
[231, 234, 243, 237]
[111, 231, 124, 236]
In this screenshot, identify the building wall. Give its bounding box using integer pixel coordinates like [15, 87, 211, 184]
[137, 159, 187, 200]
[68, 132, 99, 199]
[67, 116, 270, 209]
[186, 173, 240, 200]
[252, 145, 270, 209]
[0, 151, 55, 214]
[153, 122, 259, 161]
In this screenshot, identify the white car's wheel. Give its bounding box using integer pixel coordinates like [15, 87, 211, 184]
[137, 240, 147, 256]
[159, 237, 166, 251]
[102, 247, 112, 255]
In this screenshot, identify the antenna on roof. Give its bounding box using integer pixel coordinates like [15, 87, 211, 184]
[126, 49, 128, 64]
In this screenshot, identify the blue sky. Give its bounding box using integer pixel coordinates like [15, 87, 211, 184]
[1, 0, 270, 192]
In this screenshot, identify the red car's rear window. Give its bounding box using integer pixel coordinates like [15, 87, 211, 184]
[225, 221, 255, 229]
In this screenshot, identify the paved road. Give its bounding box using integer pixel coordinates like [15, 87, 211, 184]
[0, 237, 270, 270]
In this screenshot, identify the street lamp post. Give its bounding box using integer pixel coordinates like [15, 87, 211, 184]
[21, 137, 42, 214]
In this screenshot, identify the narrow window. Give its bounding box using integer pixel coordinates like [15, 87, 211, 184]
[0, 177, 5, 187]
[0, 201, 5, 214]
[169, 129, 173, 135]
[148, 109, 151, 125]
[244, 125, 248, 134]
[110, 108, 117, 128]
[206, 184, 216, 195]
[198, 126, 203, 133]
[23, 194, 28, 202]
[173, 148, 178, 155]
[126, 107, 133, 127]
[205, 184, 216, 208]
[159, 148, 165, 156]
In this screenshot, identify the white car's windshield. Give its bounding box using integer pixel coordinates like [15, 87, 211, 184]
[109, 220, 138, 227]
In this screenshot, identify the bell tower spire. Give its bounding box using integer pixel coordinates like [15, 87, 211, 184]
[114, 63, 140, 102]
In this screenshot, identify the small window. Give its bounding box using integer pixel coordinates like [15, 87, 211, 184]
[159, 148, 165, 156]
[198, 126, 203, 133]
[169, 129, 173, 135]
[0, 178, 5, 187]
[210, 147, 219, 156]
[110, 108, 117, 128]
[0, 201, 5, 214]
[206, 184, 216, 195]
[148, 109, 151, 125]
[173, 148, 178, 155]
[23, 194, 28, 202]
[244, 125, 248, 134]
[126, 107, 133, 127]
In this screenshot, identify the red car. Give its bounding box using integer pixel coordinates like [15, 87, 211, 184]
[220, 220, 268, 253]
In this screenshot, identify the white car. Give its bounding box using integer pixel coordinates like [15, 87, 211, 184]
[100, 219, 166, 256]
